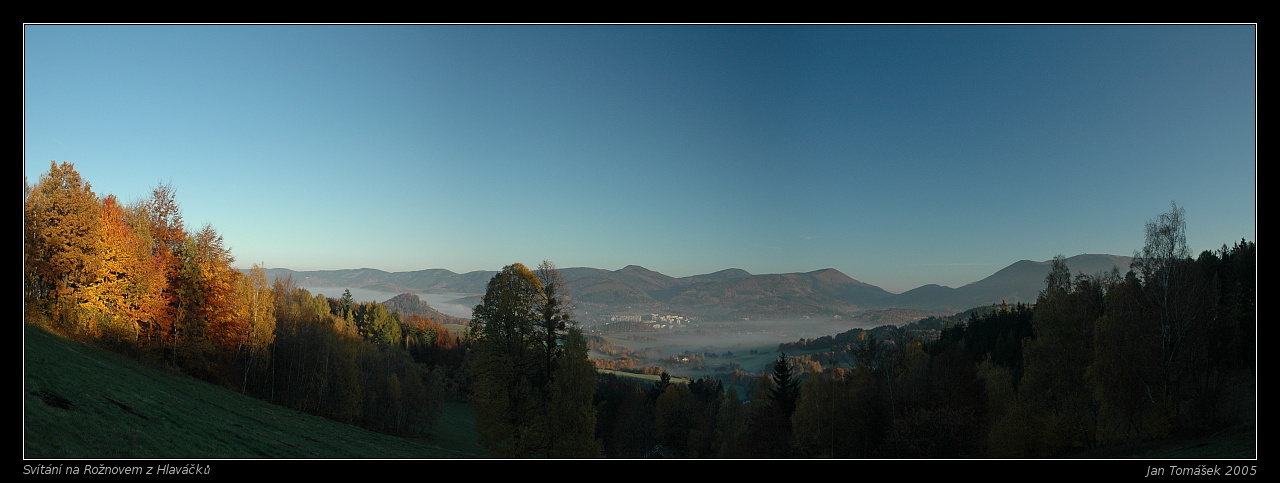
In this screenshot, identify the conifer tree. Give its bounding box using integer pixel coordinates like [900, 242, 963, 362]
[770, 353, 800, 418]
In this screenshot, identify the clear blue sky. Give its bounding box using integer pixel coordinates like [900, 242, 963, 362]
[24, 25, 1255, 293]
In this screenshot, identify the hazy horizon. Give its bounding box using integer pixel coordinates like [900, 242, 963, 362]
[25, 25, 1256, 294]
[298, 252, 1103, 292]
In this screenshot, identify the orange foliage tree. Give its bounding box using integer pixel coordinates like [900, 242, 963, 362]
[24, 161, 103, 334]
[80, 195, 166, 341]
[139, 182, 188, 349]
[169, 224, 245, 373]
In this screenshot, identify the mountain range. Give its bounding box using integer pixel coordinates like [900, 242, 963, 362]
[257, 254, 1132, 321]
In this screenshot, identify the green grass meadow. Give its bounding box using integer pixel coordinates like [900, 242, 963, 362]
[23, 324, 486, 459]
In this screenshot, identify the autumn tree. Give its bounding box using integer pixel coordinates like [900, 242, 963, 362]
[470, 263, 553, 456]
[79, 195, 167, 344]
[161, 223, 244, 376]
[24, 161, 103, 333]
[236, 264, 276, 394]
[23, 166, 448, 438]
[138, 182, 188, 349]
[469, 262, 597, 457]
[267, 280, 338, 412]
[191, 225, 244, 352]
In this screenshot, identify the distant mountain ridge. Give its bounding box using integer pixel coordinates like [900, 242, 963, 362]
[253, 254, 1131, 321]
[877, 254, 1132, 312]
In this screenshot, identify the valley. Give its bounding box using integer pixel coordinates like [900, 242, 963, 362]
[288, 254, 1136, 382]
[285, 253, 1131, 324]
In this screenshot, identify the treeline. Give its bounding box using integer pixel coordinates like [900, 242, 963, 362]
[250, 279, 465, 435]
[983, 235, 1255, 456]
[23, 161, 464, 437]
[26, 164, 1251, 458]
[588, 203, 1253, 458]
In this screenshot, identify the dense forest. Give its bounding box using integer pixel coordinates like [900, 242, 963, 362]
[25, 161, 1254, 458]
[584, 217, 1254, 458]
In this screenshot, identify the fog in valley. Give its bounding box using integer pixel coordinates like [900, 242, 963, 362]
[305, 286, 885, 378]
[590, 316, 888, 380]
[304, 287, 476, 319]
[605, 317, 878, 354]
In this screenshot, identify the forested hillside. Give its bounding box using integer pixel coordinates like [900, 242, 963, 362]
[261, 255, 1138, 321]
[24, 162, 1254, 459]
[24, 162, 464, 439]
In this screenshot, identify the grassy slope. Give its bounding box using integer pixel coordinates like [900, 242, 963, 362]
[23, 324, 487, 459]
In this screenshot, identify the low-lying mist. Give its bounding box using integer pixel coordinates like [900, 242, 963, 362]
[302, 287, 477, 319]
[305, 286, 884, 377]
[591, 317, 884, 379]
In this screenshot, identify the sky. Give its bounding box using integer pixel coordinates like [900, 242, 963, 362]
[23, 25, 1256, 293]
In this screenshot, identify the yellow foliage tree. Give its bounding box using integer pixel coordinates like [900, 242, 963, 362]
[24, 161, 103, 334]
[80, 195, 165, 342]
